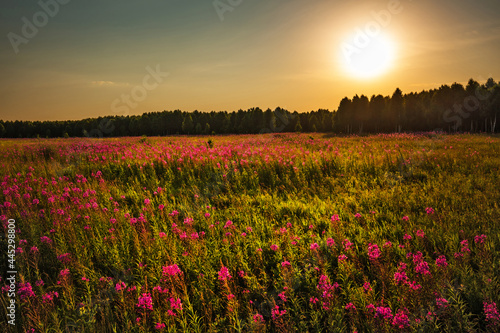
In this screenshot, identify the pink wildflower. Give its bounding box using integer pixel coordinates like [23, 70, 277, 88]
[218, 266, 232, 281]
[310, 243, 319, 250]
[136, 293, 153, 311]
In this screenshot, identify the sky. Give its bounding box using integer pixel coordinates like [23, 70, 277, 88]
[1, 0, 500, 121]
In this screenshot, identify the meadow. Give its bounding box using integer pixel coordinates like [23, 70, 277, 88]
[1, 133, 499, 332]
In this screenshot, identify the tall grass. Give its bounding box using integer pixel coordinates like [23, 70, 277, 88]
[1, 133, 499, 332]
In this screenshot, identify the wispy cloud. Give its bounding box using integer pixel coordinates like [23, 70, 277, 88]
[90, 81, 129, 87]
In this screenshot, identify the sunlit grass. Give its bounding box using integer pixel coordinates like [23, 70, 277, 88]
[1, 133, 499, 332]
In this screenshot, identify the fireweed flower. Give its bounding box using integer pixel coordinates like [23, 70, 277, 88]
[281, 261, 291, 268]
[375, 306, 393, 321]
[40, 236, 52, 244]
[115, 282, 126, 292]
[310, 243, 319, 250]
[270, 244, 279, 251]
[218, 266, 232, 281]
[345, 303, 356, 311]
[18, 283, 35, 301]
[436, 297, 449, 309]
[425, 207, 435, 215]
[367, 243, 381, 261]
[136, 293, 153, 311]
[484, 302, 500, 327]
[363, 282, 372, 293]
[162, 264, 182, 277]
[42, 291, 59, 304]
[394, 263, 408, 285]
[331, 214, 340, 222]
[436, 255, 448, 267]
[415, 261, 431, 276]
[408, 281, 422, 291]
[271, 305, 286, 319]
[392, 309, 410, 329]
[327, 238, 335, 247]
[460, 239, 471, 253]
[474, 234, 487, 245]
[342, 239, 353, 251]
[317, 275, 340, 310]
[155, 323, 166, 330]
[416, 230, 425, 238]
[169, 297, 182, 311]
[253, 313, 264, 323]
[402, 216, 409, 221]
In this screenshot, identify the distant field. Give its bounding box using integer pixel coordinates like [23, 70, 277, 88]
[1, 133, 499, 332]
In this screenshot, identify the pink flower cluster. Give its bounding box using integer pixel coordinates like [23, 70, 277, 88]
[484, 302, 500, 327]
[18, 282, 35, 301]
[253, 313, 264, 323]
[57, 253, 71, 264]
[281, 261, 291, 268]
[435, 255, 448, 267]
[317, 274, 340, 310]
[271, 305, 286, 320]
[374, 306, 393, 321]
[392, 309, 410, 329]
[367, 243, 381, 261]
[218, 266, 232, 281]
[136, 293, 153, 311]
[42, 291, 59, 304]
[412, 252, 431, 275]
[474, 234, 487, 245]
[162, 264, 183, 277]
[394, 263, 408, 285]
[436, 297, 449, 309]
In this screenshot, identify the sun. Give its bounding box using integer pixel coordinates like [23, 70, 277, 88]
[339, 32, 396, 79]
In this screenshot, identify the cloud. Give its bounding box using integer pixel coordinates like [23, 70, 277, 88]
[90, 81, 129, 87]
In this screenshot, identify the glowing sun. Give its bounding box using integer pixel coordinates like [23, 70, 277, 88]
[340, 32, 396, 79]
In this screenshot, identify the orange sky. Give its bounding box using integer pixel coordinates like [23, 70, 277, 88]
[1, 0, 499, 121]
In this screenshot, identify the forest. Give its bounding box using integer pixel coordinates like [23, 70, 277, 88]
[1, 78, 498, 138]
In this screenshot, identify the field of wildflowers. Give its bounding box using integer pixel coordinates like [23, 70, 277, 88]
[1, 133, 499, 332]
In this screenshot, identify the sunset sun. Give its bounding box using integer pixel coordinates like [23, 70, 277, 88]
[340, 32, 396, 79]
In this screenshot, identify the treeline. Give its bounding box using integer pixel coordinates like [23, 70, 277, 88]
[334, 78, 499, 134]
[1, 78, 498, 138]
